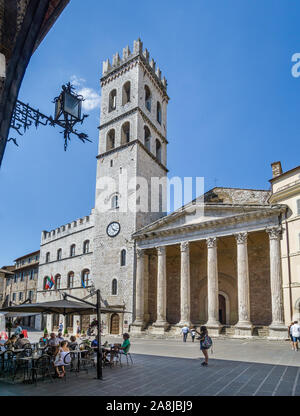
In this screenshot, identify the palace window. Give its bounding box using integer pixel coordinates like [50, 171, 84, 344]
[12, 293, 16, 302]
[83, 240, 90, 254]
[55, 274, 61, 290]
[46, 252, 50, 263]
[70, 244, 76, 257]
[109, 89, 117, 112]
[122, 81, 131, 105]
[121, 121, 130, 144]
[28, 290, 33, 301]
[82, 269, 90, 287]
[112, 279, 117, 295]
[106, 129, 115, 151]
[145, 85, 151, 112]
[120, 249, 126, 266]
[57, 249, 62, 261]
[156, 101, 162, 124]
[68, 272, 74, 289]
[19, 292, 23, 301]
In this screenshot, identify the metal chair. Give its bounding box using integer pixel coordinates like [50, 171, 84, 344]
[119, 345, 133, 367]
[79, 346, 95, 373]
[31, 355, 53, 385]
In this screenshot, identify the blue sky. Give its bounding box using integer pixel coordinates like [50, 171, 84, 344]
[0, 0, 299, 265]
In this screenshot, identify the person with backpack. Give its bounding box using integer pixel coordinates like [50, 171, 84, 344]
[181, 325, 189, 342]
[196, 326, 212, 366]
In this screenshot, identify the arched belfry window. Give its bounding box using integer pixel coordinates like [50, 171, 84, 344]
[106, 129, 115, 151]
[145, 85, 151, 112]
[122, 81, 131, 105]
[156, 101, 162, 124]
[144, 126, 151, 151]
[121, 249, 126, 266]
[82, 269, 90, 287]
[121, 122, 130, 144]
[112, 279, 117, 295]
[156, 139, 162, 162]
[111, 195, 119, 209]
[109, 89, 117, 112]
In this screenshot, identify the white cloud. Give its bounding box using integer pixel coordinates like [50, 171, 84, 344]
[70, 75, 101, 112]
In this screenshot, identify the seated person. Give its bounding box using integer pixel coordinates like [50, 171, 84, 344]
[39, 334, 49, 346]
[53, 341, 70, 378]
[119, 333, 131, 355]
[4, 335, 17, 350]
[15, 333, 30, 349]
[91, 337, 98, 348]
[68, 336, 78, 351]
[48, 332, 59, 347]
[57, 332, 64, 343]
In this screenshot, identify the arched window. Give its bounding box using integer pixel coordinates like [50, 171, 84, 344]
[145, 85, 151, 112]
[121, 122, 130, 144]
[43, 276, 49, 290]
[156, 139, 162, 162]
[156, 101, 162, 124]
[111, 195, 119, 209]
[109, 89, 117, 112]
[82, 269, 90, 287]
[83, 240, 90, 254]
[70, 244, 76, 257]
[122, 81, 131, 105]
[144, 125, 151, 151]
[121, 249, 126, 266]
[55, 274, 61, 290]
[112, 279, 117, 295]
[106, 129, 115, 151]
[57, 249, 62, 261]
[45, 252, 50, 263]
[67, 272, 74, 289]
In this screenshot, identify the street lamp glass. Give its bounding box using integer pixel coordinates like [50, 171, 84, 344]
[64, 91, 81, 119]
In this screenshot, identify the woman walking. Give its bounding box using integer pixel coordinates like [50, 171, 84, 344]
[196, 326, 212, 366]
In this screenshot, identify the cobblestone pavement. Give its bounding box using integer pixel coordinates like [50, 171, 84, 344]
[1, 334, 300, 396]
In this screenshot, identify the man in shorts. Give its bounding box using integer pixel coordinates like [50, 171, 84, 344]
[291, 321, 300, 351]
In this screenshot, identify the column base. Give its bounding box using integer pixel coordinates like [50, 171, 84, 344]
[234, 322, 253, 338]
[205, 321, 221, 336]
[151, 321, 169, 335]
[268, 323, 288, 340]
[130, 321, 145, 334]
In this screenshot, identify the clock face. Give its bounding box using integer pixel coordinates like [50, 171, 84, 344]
[106, 222, 120, 237]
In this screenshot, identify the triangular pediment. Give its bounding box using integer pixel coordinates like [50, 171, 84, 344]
[133, 188, 282, 238]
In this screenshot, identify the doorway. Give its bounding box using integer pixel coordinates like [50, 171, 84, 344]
[110, 313, 120, 334]
[219, 294, 226, 325]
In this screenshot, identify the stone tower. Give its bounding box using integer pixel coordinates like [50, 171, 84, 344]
[92, 39, 169, 333]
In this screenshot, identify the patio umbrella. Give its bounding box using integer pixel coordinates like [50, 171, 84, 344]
[0, 299, 127, 316]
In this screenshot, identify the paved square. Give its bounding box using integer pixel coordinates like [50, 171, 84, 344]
[1, 335, 300, 396]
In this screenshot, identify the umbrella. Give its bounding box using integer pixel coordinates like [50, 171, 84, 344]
[0, 299, 128, 316]
[0, 312, 40, 318]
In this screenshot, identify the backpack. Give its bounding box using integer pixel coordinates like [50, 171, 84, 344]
[202, 335, 213, 349]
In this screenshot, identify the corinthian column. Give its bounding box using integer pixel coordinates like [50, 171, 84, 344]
[234, 232, 252, 337]
[153, 246, 168, 331]
[132, 248, 145, 330]
[206, 237, 221, 335]
[266, 227, 286, 339]
[178, 241, 191, 326]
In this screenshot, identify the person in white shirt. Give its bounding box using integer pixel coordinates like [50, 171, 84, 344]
[181, 325, 189, 342]
[290, 321, 300, 351]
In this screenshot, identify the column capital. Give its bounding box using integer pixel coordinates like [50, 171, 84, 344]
[180, 241, 189, 252]
[156, 246, 166, 256]
[235, 232, 248, 245]
[136, 248, 145, 259]
[266, 226, 282, 240]
[206, 237, 217, 248]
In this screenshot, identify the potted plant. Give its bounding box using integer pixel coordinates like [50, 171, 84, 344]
[43, 328, 48, 336]
[64, 328, 69, 337]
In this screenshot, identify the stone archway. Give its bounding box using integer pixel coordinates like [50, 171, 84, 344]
[218, 291, 230, 325]
[110, 313, 120, 334]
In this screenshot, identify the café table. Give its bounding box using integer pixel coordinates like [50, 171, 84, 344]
[69, 350, 88, 372]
